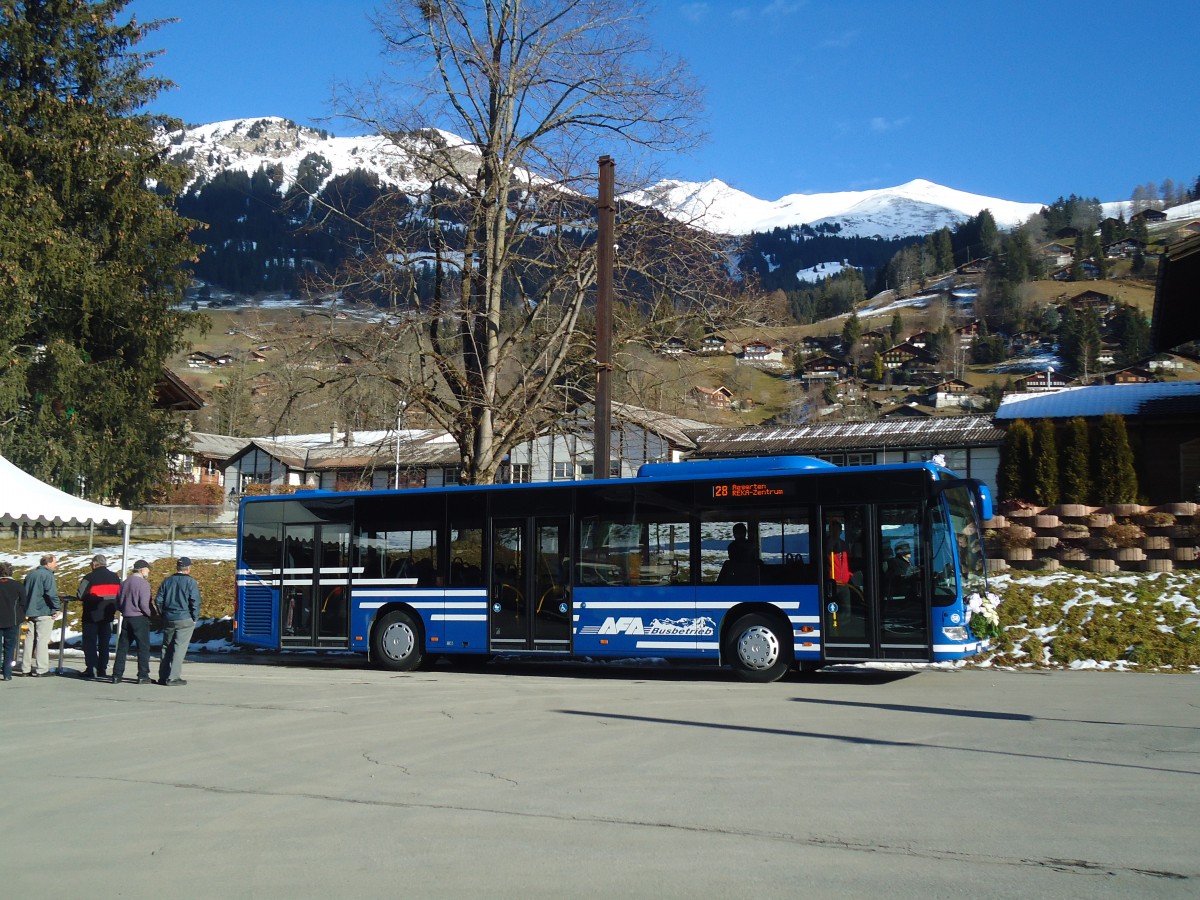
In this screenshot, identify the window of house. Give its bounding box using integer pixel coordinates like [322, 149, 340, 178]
[552, 461, 576, 481]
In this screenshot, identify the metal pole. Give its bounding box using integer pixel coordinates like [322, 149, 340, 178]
[394, 401, 405, 488]
[55, 596, 69, 675]
[594, 155, 615, 480]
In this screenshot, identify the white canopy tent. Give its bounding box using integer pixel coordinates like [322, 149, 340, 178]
[1, 453, 133, 674]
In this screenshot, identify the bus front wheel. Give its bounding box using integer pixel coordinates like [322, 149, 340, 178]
[372, 610, 423, 671]
[725, 614, 791, 683]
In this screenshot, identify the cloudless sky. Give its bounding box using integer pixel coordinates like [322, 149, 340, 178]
[128, 0, 1198, 204]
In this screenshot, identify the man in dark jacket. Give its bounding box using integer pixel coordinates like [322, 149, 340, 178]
[21, 554, 60, 677]
[77, 554, 121, 679]
[112, 560, 155, 685]
[0, 561, 27, 681]
[156, 556, 202, 686]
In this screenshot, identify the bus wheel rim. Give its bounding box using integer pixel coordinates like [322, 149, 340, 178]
[382, 622, 415, 660]
[737, 625, 780, 670]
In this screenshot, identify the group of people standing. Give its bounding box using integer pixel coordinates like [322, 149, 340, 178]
[0, 553, 202, 685]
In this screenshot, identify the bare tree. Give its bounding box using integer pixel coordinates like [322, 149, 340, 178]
[304, 0, 752, 483]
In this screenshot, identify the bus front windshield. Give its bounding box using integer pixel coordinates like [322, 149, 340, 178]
[930, 484, 988, 605]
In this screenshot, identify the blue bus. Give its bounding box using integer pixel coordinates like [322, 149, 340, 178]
[234, 456, 993, 682]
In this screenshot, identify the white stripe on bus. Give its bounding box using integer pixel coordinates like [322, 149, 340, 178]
[352, 591, 451, 599]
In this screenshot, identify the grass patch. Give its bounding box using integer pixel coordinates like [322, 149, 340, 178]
[983, 569, 1200, 671]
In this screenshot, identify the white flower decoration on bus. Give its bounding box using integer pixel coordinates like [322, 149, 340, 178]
[966, 592, 1002, 641]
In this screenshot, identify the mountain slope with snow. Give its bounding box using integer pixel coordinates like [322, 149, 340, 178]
[625, 177, 1047, 237]
[165, 117, 1052, 239]
[162, 116, 469, 196]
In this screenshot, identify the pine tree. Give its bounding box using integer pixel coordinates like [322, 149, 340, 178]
[1115, 305, 1151, 367]
[889, 311, 903, 346]
[1059, 417, 1091, 504]
[933, 226, 955, 273]
[841, 310, 862, 353]
[0, 1, 200, 504]
[1031, 419, 1059, 505]
[998, 419, 1035, 501]
[1092, 414, 1137, 504]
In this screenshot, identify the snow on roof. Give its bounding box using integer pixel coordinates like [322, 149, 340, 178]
[995, 381, 1200, 419]
[691, 415, 1004, 456]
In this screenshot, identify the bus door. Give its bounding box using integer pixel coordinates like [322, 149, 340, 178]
[281, 522, 351, 647]
[489, 517, 572, 653]
[821, 504, 933, 660]
[877, 503, 931, 660]
[820, 506, 876, 660]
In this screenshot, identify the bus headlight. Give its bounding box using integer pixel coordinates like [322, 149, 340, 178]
[942, 626, 970, 641]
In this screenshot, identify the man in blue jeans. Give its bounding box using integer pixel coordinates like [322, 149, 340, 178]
[156, 557, 202, 686]
[112, 560, 155, 684]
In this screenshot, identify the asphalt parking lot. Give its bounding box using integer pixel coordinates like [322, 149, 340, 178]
[3, 656, 1197, 899]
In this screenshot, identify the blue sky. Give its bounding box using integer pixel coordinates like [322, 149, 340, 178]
[129, 0, 1198, 205]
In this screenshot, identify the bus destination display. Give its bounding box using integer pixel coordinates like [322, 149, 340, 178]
[711, 481, 791, 500]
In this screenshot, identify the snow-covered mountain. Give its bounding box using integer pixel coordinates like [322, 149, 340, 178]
[164, 117, 1049, 238]
[625, 177, 1047, 237]
[162, 116, 470, 196]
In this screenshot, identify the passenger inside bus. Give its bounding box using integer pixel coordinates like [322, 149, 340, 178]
[718, 523, 760, 584]
[882, 542, 921, 600]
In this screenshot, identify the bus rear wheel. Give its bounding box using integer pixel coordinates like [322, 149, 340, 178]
[725, 614, 791, 683]
[372, 610, 423, 671]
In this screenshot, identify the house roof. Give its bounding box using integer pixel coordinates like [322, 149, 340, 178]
[191, 403, 708, 472]
[155, 367, 206, 411]
[187, 432, 252, 460]
[995, 381, 1200, 420]
[611, 402, 709, 450]
[689, 415, 1004, 457]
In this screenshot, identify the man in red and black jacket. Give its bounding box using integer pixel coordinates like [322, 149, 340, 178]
[77, 554, 121, 680]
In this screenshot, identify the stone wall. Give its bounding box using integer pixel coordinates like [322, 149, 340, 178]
[983, 502, 1199, 574]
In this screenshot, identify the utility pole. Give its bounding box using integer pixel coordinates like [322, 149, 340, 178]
[594, 155, 615, 479]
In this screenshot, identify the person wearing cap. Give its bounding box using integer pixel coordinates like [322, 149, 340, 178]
[20, 553, 60, 677]
[77, 554, 121, 679]
[155, 557, 202, 686]
[112, 560, 156, 685]
[883, 541, 922, 599]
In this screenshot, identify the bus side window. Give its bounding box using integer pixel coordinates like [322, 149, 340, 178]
[758, 516, 813, 584]
[449, 526, 484, 587]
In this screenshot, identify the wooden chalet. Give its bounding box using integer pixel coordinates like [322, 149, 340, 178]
[698, 334, 730, 355]
[1067, 289, 1116, 313]
[1103, 238, 1145, 258]
[1131, 208, 1167, 223]
[799, 354, 845, 381]
[1050, 260, 1100, 281]
[1105, 366, 1156, 385]
[1014, 370, 1070, 393]
[882, 341, 935, 371]
[1042, 242, 1074, 267]
[738, 340, 785, 365]
[692, 384, 734, 409]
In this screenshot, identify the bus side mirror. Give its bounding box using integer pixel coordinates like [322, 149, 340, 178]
[972, 480, 994, 522]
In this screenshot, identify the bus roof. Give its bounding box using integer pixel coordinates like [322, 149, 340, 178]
[240, 455, 964, 510]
